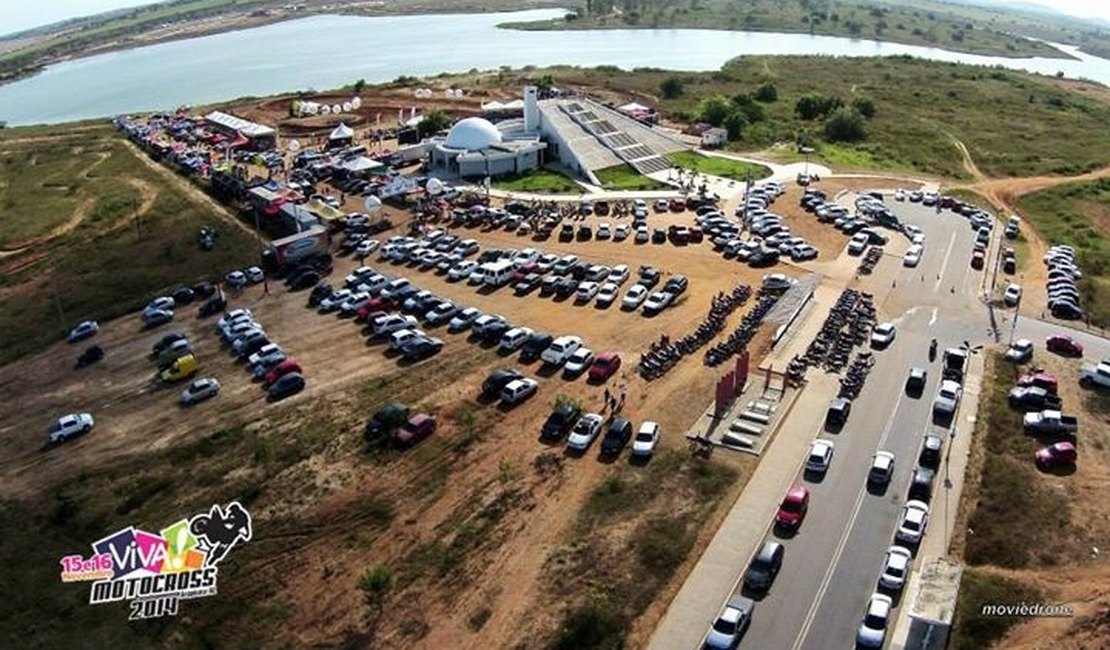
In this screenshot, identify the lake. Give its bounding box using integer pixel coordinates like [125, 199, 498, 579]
[3, 8, 1110, 126]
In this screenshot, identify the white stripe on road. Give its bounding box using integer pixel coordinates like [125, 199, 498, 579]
[933, 231, 958, 293]
[790, 388, 907, 650]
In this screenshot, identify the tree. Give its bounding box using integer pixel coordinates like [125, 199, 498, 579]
[824, 106, 867, 142]
[698, 95, 733, 126]
[660, 76, 684, 99]
[851, 97, 876, 118]
[731, 93, 765, 123]
[795, 93, 825, 120]
[537, 73, 556, 89]
[353, 79, 366, 92]
[418, 109, 452, 137]
[723, 111, 747, 141]
[754, 82, 778, 103]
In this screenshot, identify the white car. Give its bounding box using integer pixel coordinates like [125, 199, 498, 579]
[248, 343, 285, 367]
[448, 307, 483, 332]
[146, 296, 175, 312]
[379, 278, 412, 300]
[596, 222, 612, 239]
[642, 291, 674, 314]
[595, 282, 620, 307]
[871, 323, 896, 347]
[1003, 283, 1022, 306]
[894, 189, 906, 201]
[868, 451, 895, 486]
[225, 270, 247, 288]
[180, 377, 221, 405]
[903, 244, 923, 267]
[878, 546, 914, 592]
[704, 595, 755, 650]
[563, 347, 595, 376]
[500, 378, 539, 406]
[218, 309, 252, 333]
[355, 239, 380, 257]
[67, 320, 100, 342]
[614, 224, 630, 241]
[805, 439, 835, 474]
[499, 326, 534, 352]
[566, 413, 604, 451]
[635, 226, 649, 243]
[318, 289, 353, 312]
[48, 413, 95, 444]
[389, 328, 426, 351]
[448, 260, 478, 281]
[933, 379, 963, 418]
[631, 421, 660, 457]
[576, 281, 600, 304]
[622, 284, 649, 310]
[373, 314, 418, 336]
[895, 500, 930, 545]
[609, 264, 630, 285]
[541, 335, 583, 366]
[244, 266, 265, 283]
[847, 232, 870, 256]
[1005, 338, 1034, 363]
[856, 593, 894, 648]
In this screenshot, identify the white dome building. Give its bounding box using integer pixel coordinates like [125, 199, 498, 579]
[430, 115, 545, 179]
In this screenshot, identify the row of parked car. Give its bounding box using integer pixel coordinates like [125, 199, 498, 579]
[1042, 244, 1084, 320]
[1001, 336, 1084, 470]
[217, 308, 306, 400]
[711, 183, 819, 265]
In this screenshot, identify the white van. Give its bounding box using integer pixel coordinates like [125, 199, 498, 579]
[483, 260, 515, 287]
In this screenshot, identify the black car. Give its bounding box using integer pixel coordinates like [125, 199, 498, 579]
[480, 321, 512, 344]
[364, 402, 410, 445]
[826, 397, 851, 427]
[559, 224, 575, 242]
[908, 466, 936, 502]
[268, 372, 306, 401]
[513, 273, 543, 295]
[663, 275, 689, 296]
[749, 249, 780, 268]
[599, 417, 633, 457]
[287, 269, 321, 290]
[1051, 302, 1083, 320]
[638, 267, 661, 289]
[172, 287, 196, 304]
[918, 434, 944, 469]
[577, 224, 592, 241]
[400, 336, 444, 360]
[308, 283, 333, 307]
[198, 295, 226, 318]
[482, 369, 524, 397]
[651, 228, 667, 244]
[152, 332, 187, 356]
[743, 541, 784, 593]
[539, 275, 560, 297]
[555, 278, 578, 298]
[236, 334, 270, 359]
[540, 403, 583, 441]
[520, 333, 554, 363]
[76, 345, 104, 368]
[193, 281, 216, 298]
[905, 367, 927, 394]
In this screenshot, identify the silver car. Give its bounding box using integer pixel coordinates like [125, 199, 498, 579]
[181, 377, 221, 405]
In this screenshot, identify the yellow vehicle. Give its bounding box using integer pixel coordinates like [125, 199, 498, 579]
[160, 354, 198, 382]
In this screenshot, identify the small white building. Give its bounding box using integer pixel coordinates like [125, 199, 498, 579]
[429, 116, 545, 179]
[701, 127, 728, 148]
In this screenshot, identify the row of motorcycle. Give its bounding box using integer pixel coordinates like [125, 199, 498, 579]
[785, 288, 877, 386]
[703, 291, 781, 367]
[638, 284, 754, 380]
[858, 245, 883, 274]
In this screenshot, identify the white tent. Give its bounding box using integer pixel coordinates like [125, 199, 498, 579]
[340, 156, 385, 174]
[329, 123, 355, 141]
[619, 102, 652, 114]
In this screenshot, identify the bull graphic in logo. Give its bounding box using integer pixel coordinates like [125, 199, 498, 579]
[189, 501, 252, 567]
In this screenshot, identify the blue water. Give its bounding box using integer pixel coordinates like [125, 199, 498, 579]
[2, 9, 1109, 126]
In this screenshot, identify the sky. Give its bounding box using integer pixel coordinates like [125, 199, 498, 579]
[3, 0, 1110, 38]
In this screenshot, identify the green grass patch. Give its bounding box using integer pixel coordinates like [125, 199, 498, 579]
[963, 352, 1084, 569]
[593, 164, 670, 191]
[491, 168, 581, 194]
[950, 568, 1044, 650]
[1016, 178, 1110, 326]
[669, 150, 770, 181]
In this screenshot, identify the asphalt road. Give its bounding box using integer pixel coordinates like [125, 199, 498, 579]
[735, 199, 992, 650]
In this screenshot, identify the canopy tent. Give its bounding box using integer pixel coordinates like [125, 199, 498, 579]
[340, 156, 386, 175]
[329, 123, 355, 141]
[618, 101, 651, 114]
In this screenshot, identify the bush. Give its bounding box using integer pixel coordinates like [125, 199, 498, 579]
[754, 82, 778, 102]
[660, 76, 684, 99]
[851, 97, 876, 118]
[697, 95, 733, 126]
[824, 106, 867, 142]
[951, 568, 1043, 650]
[723, 111, 747, 141]
[553, 600, 626, 650]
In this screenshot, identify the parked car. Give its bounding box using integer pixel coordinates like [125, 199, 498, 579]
[704, 595, 755, 650]
[870, 323, 896, 348]
[932, 380, 962, 420]
[180, 377, 221, 406]
[774, 484, 810, 530]
[1045, 334, 1083, 357]
[48, 413, 95, 444]
[541, 335, 583, 366]
[598, 417, 633, 457]
[563, 348, 595, 377]
[447, 307, 482, 333]
[743, 541, 784, 593]
[143, 308, 174, 328]
[67, 320, 100, 343]
[588, 351, 622, 382]
[364, 402, 410, 444]
[631, 421, 660, 457]
[895, 500, 930, 545]
[878, 546, 914, 592]
[642, 291, 674, 314]
[1035, 441, 1077, 469]
[595, 282, 620, 308]
[500, 377, 539, 406]
[267, 372, 306, 401]
[622, 284, 649, 310]
[856, 593, 894, 649]
[541, 403, 583, 441]
[394, 413, 436, 446]
[1023, 410, 1078, 436]
[400, 335, 444, 360]
[1003, 283, 1022, 306]
[1008, 386, 1063, 410]
[76, 345, 105, 368]
[805, 439, 835, 475]
[1006, 339, 1034, 363]
[566, 413, 604, 452]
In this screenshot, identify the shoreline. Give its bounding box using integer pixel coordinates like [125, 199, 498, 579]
[0, 3, 1087, 91]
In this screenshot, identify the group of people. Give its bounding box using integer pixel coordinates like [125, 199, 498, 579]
[602, 384, 628, 414]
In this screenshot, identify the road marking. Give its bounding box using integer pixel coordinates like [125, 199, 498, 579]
[790, 389, 906, 650]
[933, 231, 957, 293]
[929, 307, 938, 327]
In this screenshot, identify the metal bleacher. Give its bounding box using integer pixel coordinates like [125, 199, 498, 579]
[557, 98, 686, 176]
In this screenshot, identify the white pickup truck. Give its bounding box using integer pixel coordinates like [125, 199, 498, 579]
[1080, 360, 1110, 388]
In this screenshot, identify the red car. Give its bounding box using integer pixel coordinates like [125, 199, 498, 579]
[687, 226, 704, 243]
[1035, 442, 1077, 469]
[774, 484, 810, 530]
[1046, 335, 1083, 357]
[355, 298, 394, 322]
[588, 351, 622, 382]
[395, 413, 436, 446]
[669, 197, 686, 212]
[1017, 371, 1059, 395]
[264, 359, 302, 387]
[970, 250, 985, 270]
